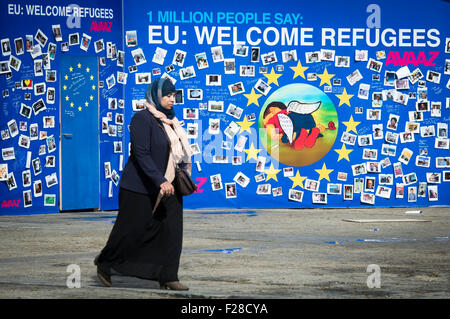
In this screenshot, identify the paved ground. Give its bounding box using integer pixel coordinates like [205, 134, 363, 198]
[0, 206, 448, 299]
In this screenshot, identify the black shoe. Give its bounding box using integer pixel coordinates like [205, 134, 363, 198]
[160, 281, 189, 291]
[97, 267, 112, 287]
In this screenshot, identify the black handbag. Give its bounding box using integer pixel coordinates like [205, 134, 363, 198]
[174, 165, 197, 196]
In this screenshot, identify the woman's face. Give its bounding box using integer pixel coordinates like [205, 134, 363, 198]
[160, 92, 176, 110]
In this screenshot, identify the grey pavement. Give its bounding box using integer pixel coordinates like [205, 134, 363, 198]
[0, 206, 449, 299]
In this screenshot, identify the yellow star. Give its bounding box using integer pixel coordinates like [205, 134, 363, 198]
[336, 88, 354, 107]
[317, 67, 335, 87]
[85, 102, 89, 107]
[237, 117, 255, 133]
[92, 85, 96, 90]
[315, 163, 334, 181]
[290, 60, 309, 79]
[342, 115, 360, 134]
[65, 96, 69, 101]
[243, 88, 262, 107]
[263, 67, 282, 86]
[90, 75, 94, 81]
[289, 170, 307, 189]
[63, 85, 67, 91]
[244, 143, 262, 162]
[77, 63, 81, 68]
[265, 163, 282, 182]
[86, 67, 90, 73]
[69, 67, 73, 72]
[334, 144, 353, 162]
[90, 95, 94, 101]
[70, 102, 74, 107]
[78, 106, 82, 111]
[64, 75, 68, 80]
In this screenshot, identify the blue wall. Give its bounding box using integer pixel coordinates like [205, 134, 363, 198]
[0, 0, 123, 214]
[1, 0, 449, 214]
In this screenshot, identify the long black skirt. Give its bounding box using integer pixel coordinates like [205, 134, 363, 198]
[97, 187, 183, 284]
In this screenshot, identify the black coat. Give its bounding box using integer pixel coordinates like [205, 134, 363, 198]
[119, 110, 170, 195]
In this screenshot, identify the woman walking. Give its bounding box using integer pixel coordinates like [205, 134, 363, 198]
[95, 78, 193, 290]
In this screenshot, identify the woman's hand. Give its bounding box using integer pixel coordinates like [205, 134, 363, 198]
[160, 181, 175, 196]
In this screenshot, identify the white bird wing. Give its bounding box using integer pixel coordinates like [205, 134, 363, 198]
[287, 101, 321, 114]
[277, 113, 294, 144]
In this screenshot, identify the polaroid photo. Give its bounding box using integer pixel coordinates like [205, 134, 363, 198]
[46, 136, 56, 153]
[398, 148, 413, 165]
[233, 44, 249, 57]
[228, 82, 245, 96]
[25, 35, 34, 52]
[113, 141, 123, 154]
[33, 180, 43, 197]
[126, 30, 137, 47]
[305, 51, 320, 63]
[131, 48, 147, 66]
[7, 119, 19, 138]
[19, 103, 32, 119]
[152, 47, 167, 65]
[255, 156, 266, 173]
[132, 99, 146, 112]
[379, 174, 393, 185]
[346, 69, 363, 86]
[327, 183, 342, 195]
[386, 114, 400, 131]
[405, 122, 420, 134]
[380, 157, 391, 169]
[29, 123, 38, 140]
[443, 171, 450, 182]
[395, 79, 410, 90]
[2, 147, 15, 161]
[436, 157, 450, 169]
[363, 149, 378, 160]
[18, 134, 30, 149]
[235, 136, 248, 153]
[186, 123, 198, 139]
[376, 50, 386, 59]
[211, 46, 224, 62]
[232, 156, 242, 166]
[117, 72, 128, 85]
[445, 59, 450, 75]
[34, 29, 48, 47]
[372, 92, 383, 107]
[206, 74, 221, 86]
[283, 167, 294, 178]
[409, 68, 424, 84]
[288, 189, 304, 203]
[8, 55, 21, 72]
[402, 172, 418, 186]
[69, 33, 79, 46]
[50, 24, 62, 42]
[415, 155, 431, 168]
[272, 187, 283, 197]
[400, 132, 415, 143]
[351, 163, 367, 176]
[426, 70, 441, 84]
[367, 58, 382, 73]
[135, 72, 151, 85]
[320, 49, 335, 62]
[208, 118, 220, 135]
[194, 52, 209, 69]
[34, 59, 43, 77]
[361, 192, 375, 205]
[395, 184, 404, 199]
[32, 157, 42, 176]
[172, 49, 187, 67]
[32, 99, 47, 116]
[190, 143, 201, 156]
[251, 47, 260, 63]
[376, 186, 391, 199]
[416, 100, 429, 112]
[92, 40, 104, 54]
[240, 65, 255, 77]
[358, 134, 373, 147]
[212, 156, 228, 164]
[355, 50, 368, 62]
[366, 109, 381, 121]
[256, 184, 271, 195]
[224, 58, 236, 74]
[0, 164, 8, 181]
[46, 70, 57, 82]
[23, 190, 33, 208]
[409, 111, 423, 122]
[282, 49, 297, 63]
[210, 174, 223, 191]
[61, 42, 69, 52]
[366, 162, 380, 174]
[110, 170, 120, 186]
[337, 172, 347, 182]
[106, 74, 116, 89]
[406, 186, 417, 202]
[208, 100, 224, 113]
[437, 123, 448, 139]
[341, 132, 357, 146]
[261, 51, 278, 65]
[358, 83, 370, 100]
[418, 182, 427, 197]
[435, 138, 449, 150]
[179, 66, 196, 80]
[305, 179, 320, 192]
[312, 193, 327, 204]
[0, 60, 10, 75]
[343, 185, 353, 200]
[44, 155, 55, 168]
[428, 185, 438, 201]
[225, 183, 237, 199]
[1, 38, 12, 56]
[373, 124, 384, 140]
[396, 66, 411, 80]
[183, 108, 199, 120]
[226, 103, 243, 120]
[254, 79, 272, 96]
[46, 87, 55, 105]
[431, 102, 442, 117]
[1, 129, 10, 140]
